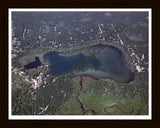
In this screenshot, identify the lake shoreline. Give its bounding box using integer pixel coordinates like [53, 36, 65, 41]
[43, 44, 135, 83]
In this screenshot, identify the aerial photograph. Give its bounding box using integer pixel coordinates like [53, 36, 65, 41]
[10, 9, 150, 118]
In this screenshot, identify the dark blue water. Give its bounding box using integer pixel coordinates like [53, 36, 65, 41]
[24, 57, 41, 69]
[43, 44, 134, 83]
[43, 52, 102, 76]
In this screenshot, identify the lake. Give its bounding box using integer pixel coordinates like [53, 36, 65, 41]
[43, 44, 134, 83]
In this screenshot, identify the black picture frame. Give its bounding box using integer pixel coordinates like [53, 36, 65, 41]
[0, 0, 159, 128]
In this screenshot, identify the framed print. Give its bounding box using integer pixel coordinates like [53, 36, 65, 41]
[0, 0, 159, 126]
[8, 8, 152, 120]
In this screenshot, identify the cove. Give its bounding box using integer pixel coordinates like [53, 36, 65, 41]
[43, 44, 134, 83]
[24, 57, 41, 69]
